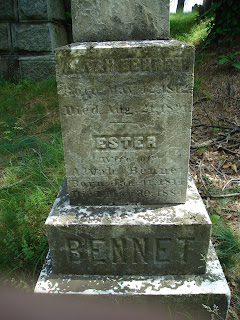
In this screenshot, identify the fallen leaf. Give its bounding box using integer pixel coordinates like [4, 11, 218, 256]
[206, 197, 210, 208]
[223, 162, 232, 169]
[231, 163, 238, 173]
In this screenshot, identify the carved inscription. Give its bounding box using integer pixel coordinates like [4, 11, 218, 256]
[63, 57, 186, 74]
[154, 238, 172, 264]
[71, 187, 185, 203]
[61, 100, 190, 117]
[112, 238, 127, 264]
[95, 136, 157, 150]
[67, 236, 195, 266]
[70, 168, 185, 203]
[59, 83, 193, 99]
[72, 166, 179, 177]
[56, 41, 194, 204]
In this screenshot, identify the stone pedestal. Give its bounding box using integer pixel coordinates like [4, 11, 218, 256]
[36, 178, 230, 318]
[35, 243, 230, 320]
[45, 178, 211, 276]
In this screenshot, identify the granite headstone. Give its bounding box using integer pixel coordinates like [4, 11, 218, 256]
[56, 40, 194, 205]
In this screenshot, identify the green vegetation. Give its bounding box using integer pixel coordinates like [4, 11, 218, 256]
[205, 0, 240, 42]
[212, 222, 240, 270]
[170, 11, 210, 45]
[219, 51, 240, 69]
[172, 10, 240, 318]
[0, 79, 64, 281]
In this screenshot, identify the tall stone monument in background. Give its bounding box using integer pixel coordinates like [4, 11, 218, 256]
[35, 1, 230, 318]
[0, 0, 69, 81]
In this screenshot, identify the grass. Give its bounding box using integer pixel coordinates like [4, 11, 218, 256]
[212, 223, 240, 269]
[0, 79, 64, 285]
[170, 11, 210, 45]
[211, 215, 240, 319]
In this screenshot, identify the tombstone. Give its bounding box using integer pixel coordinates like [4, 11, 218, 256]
[35, 1, 230, 318]
[56, 40, 193, 206]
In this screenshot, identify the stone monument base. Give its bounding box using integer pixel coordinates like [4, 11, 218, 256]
[45, 178, 212, 276]
[35, 243, 230, 320]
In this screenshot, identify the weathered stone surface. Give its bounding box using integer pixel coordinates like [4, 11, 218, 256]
[0, 0, 18, 21]
[46, 177, 211, 276]
[18, 0, 66, 22]
[19, 55, 56, 81]
[0, 55, 19, 80]
[71, 0, 170, 42]
[35, 243, 230, 320]
[12, 23, 68, 53]
[55, 40, 194, 205]
[0, 23, 12, 53]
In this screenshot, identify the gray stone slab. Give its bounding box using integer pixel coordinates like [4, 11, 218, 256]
[71, 0, 170, 42]
[0, 0, 18, 21]
[0, 23, 12, 53]
[18, 0, 66, 22]
[0, 55, 19, 80]
[46, 177, 211, 276]
[35, 243, 230, 320]
[12, 23, 68, 53]
[19, 55, 56, 81]
[55, 40, 194, 205]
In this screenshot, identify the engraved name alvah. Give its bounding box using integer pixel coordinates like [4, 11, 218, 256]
[64, 57, 185, 74]
[68, 237, 195, 265]
[95, 136, 157, 149]
[73, 166, 178, 177]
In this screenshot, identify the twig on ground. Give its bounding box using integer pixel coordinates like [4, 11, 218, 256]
[222, 179, 240, 191]
[210, 164, 226, 179]
[193, 97, 209, 105]
[195, 91, 214, 126]
[202, 193, 240, 199]
[191, 136, 225, 149]
[199, 157, 212, 197]
[0, 176, 31, 190]
[191, 123, 235, 130]
[218, 146, 239, 155]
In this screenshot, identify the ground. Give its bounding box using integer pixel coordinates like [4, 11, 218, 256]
[191, 39, 240, 319]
